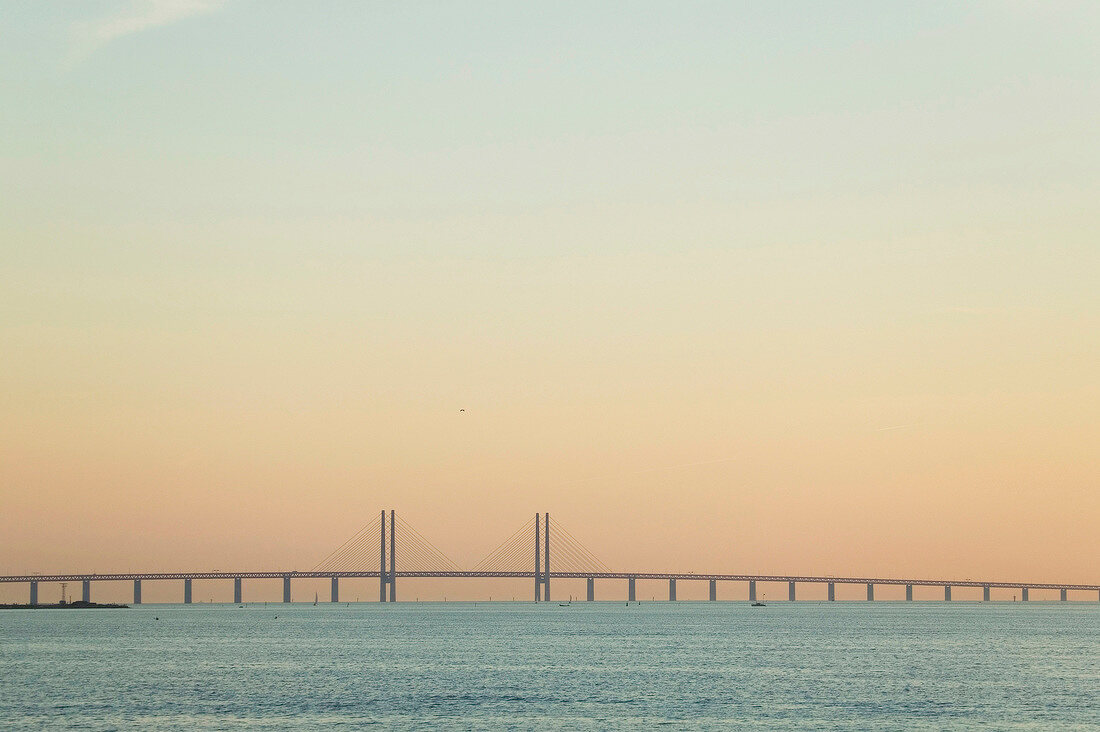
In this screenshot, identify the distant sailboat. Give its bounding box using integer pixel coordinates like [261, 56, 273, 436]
[752, 592, 766, 607]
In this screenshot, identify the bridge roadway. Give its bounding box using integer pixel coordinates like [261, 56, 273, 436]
[2, 571, 1100, 590]
[5, 571, 1100, 606]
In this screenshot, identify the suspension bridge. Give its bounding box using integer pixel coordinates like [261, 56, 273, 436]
[4, 511, 1098, 605]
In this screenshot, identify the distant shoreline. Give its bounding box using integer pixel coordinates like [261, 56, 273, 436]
[0, 601, 129, 610]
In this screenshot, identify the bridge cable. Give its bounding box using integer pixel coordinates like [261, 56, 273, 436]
[311, 514, 383, 572]
[394, 514, 462, 572]
[472, 518, 537, 572]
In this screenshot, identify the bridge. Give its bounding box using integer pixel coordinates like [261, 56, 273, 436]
[5, 512, 1098, 605]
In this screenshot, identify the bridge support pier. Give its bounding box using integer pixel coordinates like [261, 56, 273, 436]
[669, 579, 676, 601]
[789, 581, 796, 602]
[1061, 588, 1067, 601]
[587, 578, 594, 601]
[331, 577, 339, 603]
[282, 575, 291, 603]
[944, 586, 951, 602]
[867, 583, 874, 601]
[906, 584, 913, 601]
[709, 579, 717, 601]
[133, 579, 141, 605]
[1022, 587, 1028, 601]
[30, 581, 37, 606]
[749, 580, 756, 602]
[983, 586, 990, 602]
[184, 578, 192, 604]
[628, 577, 636, 602]
[828, 582, 835, 601]
[234, 577, 242, 604]
[82, 580, 91, 603]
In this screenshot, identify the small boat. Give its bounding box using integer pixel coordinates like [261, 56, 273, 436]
[751, 593, 766, 607]
[559, 595, 573, 607]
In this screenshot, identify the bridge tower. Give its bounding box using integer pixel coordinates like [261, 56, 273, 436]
[379, 510, 397, 602]
[543, 512, 550, 602]
[389, 509, 396, 602]
[532, 513, 551, 601]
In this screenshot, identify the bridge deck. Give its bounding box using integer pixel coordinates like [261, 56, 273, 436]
[2, 571, 1097, 591]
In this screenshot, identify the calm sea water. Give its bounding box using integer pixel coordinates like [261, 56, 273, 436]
[2, 602, 1097, 729]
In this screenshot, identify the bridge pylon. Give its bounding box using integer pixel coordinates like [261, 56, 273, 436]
[533, 512, 550, 601]
[380, 509, 397, 602]
[314, 509, 457, 601]
[543, 512, 550, 601]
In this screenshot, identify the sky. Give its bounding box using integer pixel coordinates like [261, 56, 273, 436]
[1, 1, 1098, 602]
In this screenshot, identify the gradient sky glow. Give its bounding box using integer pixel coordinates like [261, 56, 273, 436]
[2, 1, 1098, 602]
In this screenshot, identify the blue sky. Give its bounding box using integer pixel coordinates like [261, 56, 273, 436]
[4, 1, 1097, 255]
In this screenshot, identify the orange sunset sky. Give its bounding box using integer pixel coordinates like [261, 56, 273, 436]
[2, 3, 1098, 602]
